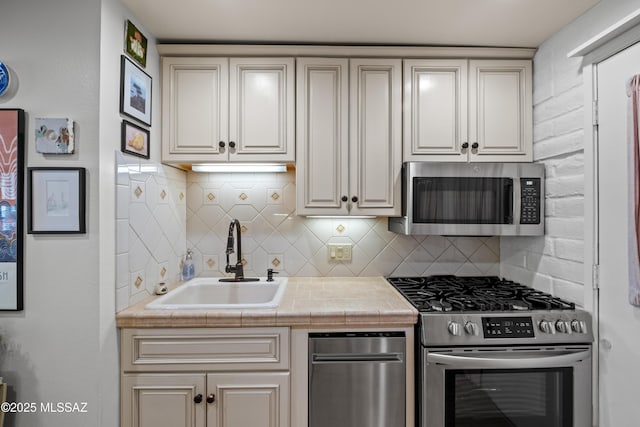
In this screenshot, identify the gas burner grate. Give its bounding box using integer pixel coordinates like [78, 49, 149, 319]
[387, 275, 576, 313]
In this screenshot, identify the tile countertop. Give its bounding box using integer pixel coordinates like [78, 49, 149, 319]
[116, 276, 418, 328]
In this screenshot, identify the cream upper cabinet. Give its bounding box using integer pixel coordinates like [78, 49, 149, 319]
[296, 58, 402, 216]
[162, 57, 295, 164]
[468, 60, 532, 162]
[403, 59, 532, 162]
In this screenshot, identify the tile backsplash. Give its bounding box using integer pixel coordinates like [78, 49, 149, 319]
[116, 161, 500, 311]
[185, 170, 500, 278]
[115, 152, 187, 311]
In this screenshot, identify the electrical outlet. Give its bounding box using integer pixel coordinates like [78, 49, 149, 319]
[328, 243, 352, 261]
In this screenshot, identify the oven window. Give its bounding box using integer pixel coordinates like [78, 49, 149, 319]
[412, 177, 513, 224]
[445, 368, 573, 427]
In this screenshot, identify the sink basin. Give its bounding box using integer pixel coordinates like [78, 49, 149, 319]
[145, 277, 287, 310]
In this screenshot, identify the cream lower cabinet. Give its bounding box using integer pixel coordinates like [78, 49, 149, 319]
[403, 59, 532, 162]
[161, 57, 295, 164]
[296, 57, 402, 216]
[120, 328, 290, 427]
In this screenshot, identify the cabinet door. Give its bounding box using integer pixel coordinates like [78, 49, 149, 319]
[350, 58, 402, 215]
[207, 372, 290, 427]
[296, 58, 349, 215]
[468, 59, 532, 162]
[162, 57, 229, 162]
[403, 59, 468, 162]
[122, 373, 206, 427]
[229, 58, 295, 162]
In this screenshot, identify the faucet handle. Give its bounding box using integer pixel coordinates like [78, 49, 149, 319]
[267, 269, 279, 282]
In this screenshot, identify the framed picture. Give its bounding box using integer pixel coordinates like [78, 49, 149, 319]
[35, 117, 75, 154]
[0, 109, 24, 311]
[120, 55, 152, 126]
[124, 20, 147, 68]
[28, 167, 86, 234]
[121, 119, 150, 159]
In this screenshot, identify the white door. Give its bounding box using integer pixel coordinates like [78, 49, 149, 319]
[596, 41, 640, 427]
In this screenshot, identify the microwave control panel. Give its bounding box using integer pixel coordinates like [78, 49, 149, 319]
[520, 178, 541, 224]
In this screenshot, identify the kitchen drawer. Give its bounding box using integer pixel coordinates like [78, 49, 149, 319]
[121, 327, 289, 372]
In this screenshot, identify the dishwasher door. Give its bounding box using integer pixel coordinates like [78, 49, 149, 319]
[308, 332, 406, 427]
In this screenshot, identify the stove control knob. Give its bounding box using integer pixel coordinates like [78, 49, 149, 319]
[571, 319, 587, 334]
[448, 321, 462, 336]
[555, 320, 572, 334]
[464, 321, 479, 336]
[539, 320, 556, 334]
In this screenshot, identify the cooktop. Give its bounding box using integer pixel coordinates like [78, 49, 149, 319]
[386, 275, 576, 313]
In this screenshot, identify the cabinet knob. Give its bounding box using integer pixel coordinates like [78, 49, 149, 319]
[228, 141, 236, 148]
[206, 394, 216, 404]
[218, 141, 225, 148]
[351, 196, 358, 203]
[341, 196, 348, 202]
[471, 142, 479, 149]
[194, 394, 203, 404]
[461, 142, 469, 150]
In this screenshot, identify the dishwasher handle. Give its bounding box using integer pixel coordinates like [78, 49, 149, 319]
[312, 352, 404, 363]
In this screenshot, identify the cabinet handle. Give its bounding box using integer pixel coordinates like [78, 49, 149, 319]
[472, 142, 479, 149]
[194, 394, 203, 404]
[218, 141, 225, 148]
[228, 141, 236, 148]
[206, 394, 216, 404]
[461, 142, 469, 150]
[351, 196, 358, 203]
[341, 196, 348, 202]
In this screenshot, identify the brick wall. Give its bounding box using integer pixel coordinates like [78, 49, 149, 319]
[500, 0, 640, 307]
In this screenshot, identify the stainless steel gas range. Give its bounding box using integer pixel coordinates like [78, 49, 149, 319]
[387, 275, 593, 427]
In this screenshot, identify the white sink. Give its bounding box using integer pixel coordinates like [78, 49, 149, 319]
[145, 277, 287, 310]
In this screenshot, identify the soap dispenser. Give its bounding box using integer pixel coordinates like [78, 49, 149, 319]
[182, 249, 195, 281]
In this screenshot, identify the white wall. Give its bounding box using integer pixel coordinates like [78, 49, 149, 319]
[501, 0, 640, 308]
[0, 0, 161, 426]
[0, 0, 103, 426]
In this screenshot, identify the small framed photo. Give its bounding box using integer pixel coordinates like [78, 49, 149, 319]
[27, 167, 86, 234]
[121, 119, 150, 159]
[124, 20, 147, 68]
[120, 55, 152, 126]
[35, 117, 75, 154]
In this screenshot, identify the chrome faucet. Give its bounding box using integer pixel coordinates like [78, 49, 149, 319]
[221, 219, 258, 282]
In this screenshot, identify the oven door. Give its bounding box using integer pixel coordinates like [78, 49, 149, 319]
[422, 346, 591, 427]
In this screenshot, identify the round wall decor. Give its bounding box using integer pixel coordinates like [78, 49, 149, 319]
[0, 61, 10, 96]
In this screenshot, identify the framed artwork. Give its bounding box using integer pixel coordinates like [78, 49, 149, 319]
[35, 117, 75, 154]
[120, 55, 152, 126]
[27, 167, 86, 234]
[125, 20, 147, 68]
[121, 119, 150, 159]
[0, 109, 24, 311]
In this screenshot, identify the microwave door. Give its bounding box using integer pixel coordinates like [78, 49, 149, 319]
[412, 177, 514, 225]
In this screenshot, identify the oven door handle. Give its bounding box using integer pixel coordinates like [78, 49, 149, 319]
[427, 350, 591, 369]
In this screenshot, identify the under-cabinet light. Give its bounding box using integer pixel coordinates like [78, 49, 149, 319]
[191, 163, 287, 173]
[306, 215, 377, 219]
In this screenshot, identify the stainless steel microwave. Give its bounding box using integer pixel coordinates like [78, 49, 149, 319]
[388, 162, 544, 236]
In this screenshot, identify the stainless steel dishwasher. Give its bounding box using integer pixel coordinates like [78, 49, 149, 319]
[308, 331, 406, 427]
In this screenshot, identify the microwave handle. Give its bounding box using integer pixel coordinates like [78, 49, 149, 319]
[505, 179, 514, 224]
[427, 350, 591, 369]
